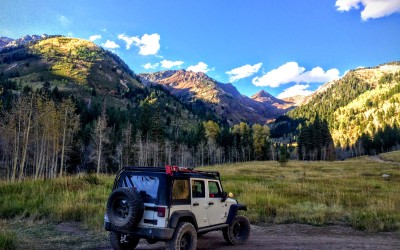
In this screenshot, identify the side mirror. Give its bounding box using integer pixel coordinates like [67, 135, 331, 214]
[221, 191, 228, 202]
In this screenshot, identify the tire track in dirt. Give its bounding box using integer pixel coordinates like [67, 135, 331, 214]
[369, 155, 400, 165]
[98, 224, 400, 250]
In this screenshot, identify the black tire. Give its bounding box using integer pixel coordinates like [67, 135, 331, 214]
[109, 231, 140, 250]
[146, 238, 158, 244]
[165, 222, 197, 250]
[223, 215, 251, 245]
[106, 187, 144, 229]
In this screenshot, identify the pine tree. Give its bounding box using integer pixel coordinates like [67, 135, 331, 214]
[278, 144, 289, 165]
[252, 124, 270, 160]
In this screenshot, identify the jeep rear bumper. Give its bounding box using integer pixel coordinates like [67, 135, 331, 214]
[104, 221, 174, 240]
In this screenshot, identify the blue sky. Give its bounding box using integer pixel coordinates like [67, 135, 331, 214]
[1, 0, 400, 98]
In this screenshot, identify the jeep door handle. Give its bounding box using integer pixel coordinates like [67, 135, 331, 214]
[209, 202, 214, 205]
[193, 202, 199, 206]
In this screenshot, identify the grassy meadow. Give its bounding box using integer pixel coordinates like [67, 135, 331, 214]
[0, 174, 113, 229]
[0, 152, 399, 248]
[202, 155, 400, 232]
[380, 151, 400, 162]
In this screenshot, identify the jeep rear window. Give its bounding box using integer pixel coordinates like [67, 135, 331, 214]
[120, 175, 159, 203]
[172, 179, 190, 205]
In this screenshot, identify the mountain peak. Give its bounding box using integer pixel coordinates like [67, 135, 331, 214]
[251, 90, 298, 111]
[251, 90, 281, 103]
[0, 34, 50, 51]
[252, 90, 274, 98]
[140, 69, 215, 88]
[139, 70, 296, 124]
[0, 36, 141, 93]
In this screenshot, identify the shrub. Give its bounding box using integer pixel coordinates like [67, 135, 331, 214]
[0, 230, 17, 250]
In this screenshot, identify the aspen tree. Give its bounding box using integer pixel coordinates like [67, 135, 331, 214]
[92, 103, 109, 175]
[121, 123, 132, 168]
[18, 95, 34, 181]
[59, 99, 79, 177]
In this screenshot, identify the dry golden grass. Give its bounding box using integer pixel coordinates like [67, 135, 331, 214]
[0, 155, 399, 233]
[201, 156, 400, 232]
[0, 220, 17, 250]
[379, 151, 400, 163]
[0, 174, 113, 231]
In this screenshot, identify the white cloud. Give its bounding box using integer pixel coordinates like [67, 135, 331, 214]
[118, 33, 160, 55]
[117, 34, 136, 49]
[102, 40, 120, 49]
[226, 63, 263, 82]
[135, 33, 160, 55]
[277, 84, 313, 99]
[335, 0, 361, 11]
[59, 15, 71, 26]
[252, 62, 304, 87]
[160, 60, 184, 69]
[143, 63, 159, 70]
[187, 62, 212, 73]
[252, 62, 340, 87]
[300, 67, 340, 83]
[143, 59, 184, 70]
[89, 35, 101, 42]
[335, 0, 400, 20]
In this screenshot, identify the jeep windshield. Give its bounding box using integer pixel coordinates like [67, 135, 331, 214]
[116, 172, 167, 204]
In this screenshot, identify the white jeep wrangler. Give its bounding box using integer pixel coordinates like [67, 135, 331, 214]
[104, 166, 250, 250]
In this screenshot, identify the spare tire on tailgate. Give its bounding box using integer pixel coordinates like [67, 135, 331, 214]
[106, 187, 144, 229]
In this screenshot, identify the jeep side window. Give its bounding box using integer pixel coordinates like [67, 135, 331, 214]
[172, 179, 190, 205]
[208, 181, 221, 198]
[191, 180, 205, 198]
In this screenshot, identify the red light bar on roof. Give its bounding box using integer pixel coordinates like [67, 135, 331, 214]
[165, 165, 198, 176]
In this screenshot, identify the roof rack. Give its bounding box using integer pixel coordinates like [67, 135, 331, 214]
[166, 165, 220, 180]
[119, 165, 220, 178]
[112, 165, 221, 189]
[124, 166, 165, 172]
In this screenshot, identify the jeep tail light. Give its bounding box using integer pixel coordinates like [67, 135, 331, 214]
[157, 207, 166, 217]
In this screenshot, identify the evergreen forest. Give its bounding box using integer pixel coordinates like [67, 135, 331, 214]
[1, 37, 400, 182]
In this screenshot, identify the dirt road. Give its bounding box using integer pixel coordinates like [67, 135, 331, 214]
[8, 220, 400, 249]
[107, 224, 400, 250]
[369, 155, 400, 165]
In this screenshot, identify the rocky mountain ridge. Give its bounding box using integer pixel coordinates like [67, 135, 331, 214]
[251, 90, 296, 110]
[139, 70, 295, 124]
[0, 36, 144, 92]
[281, 95, 309, 107]
[287, 62, 400, 146]
[1, 34, 306, 126]
[0, 36, 203, 137]
[0, 34, 49, 51]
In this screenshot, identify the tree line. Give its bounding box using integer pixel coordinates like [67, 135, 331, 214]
[0, 94, 78, 181]
[0, 83, 291, 182]
[1, 71, 400, 182]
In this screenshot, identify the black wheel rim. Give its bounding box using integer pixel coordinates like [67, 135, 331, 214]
[233, 221, 245, 240]
[119, 234, 127, 244]
[114, 197, 130, 219]
[180, 232, 192, 250]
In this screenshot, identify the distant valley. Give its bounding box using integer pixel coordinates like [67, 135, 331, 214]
[1, 35, 297, 125]
[139, 70, 295, 124]
[0, 35, 399, 174]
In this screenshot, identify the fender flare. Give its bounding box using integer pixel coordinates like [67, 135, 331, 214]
[226, 204, 247, 225]
[168, 210, 198, 229]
